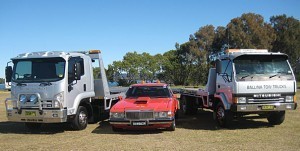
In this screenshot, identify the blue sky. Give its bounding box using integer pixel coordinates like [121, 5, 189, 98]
[0, 0, 299, 78]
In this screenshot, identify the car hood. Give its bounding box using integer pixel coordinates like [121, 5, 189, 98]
[112, 97, 172, 111]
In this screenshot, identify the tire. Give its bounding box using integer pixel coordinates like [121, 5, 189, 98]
[215, 102, 233, 128]
[112, 126, 123, 132]
[267, 111, 285, 125]
[70, 106, 88, 130]
[180, 95, 197, 115]
[25, 123, 42, 130]
[167, 120, 176, 131]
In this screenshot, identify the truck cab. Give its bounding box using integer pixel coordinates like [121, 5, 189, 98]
[4, 50, 121, 130]
[180, 49, 297, 127]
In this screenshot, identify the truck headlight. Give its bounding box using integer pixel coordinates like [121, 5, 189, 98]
[110, 112, 125, 118]
[154, 111, 172, 118]
[285, 96, 293, 102]
[234, 97, 246, 103]
[19, 95, 27, 104]
[6, 99, 17, 110]
[29, 95, 38, 104]
[54, 92, 64, 108]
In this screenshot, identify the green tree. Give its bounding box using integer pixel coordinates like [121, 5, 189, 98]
[0, 78, 4, 84]
[270, 14, 300, 68]
[194, 25, 215, 52]
[227, 13, 276, 50]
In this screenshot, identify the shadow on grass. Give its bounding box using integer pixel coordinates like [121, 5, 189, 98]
[0, 121, 66, 134]
[177, 109, 273, 130]
[92, 120, 164, 135]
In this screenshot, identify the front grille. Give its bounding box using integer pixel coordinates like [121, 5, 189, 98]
[125, 111, 154, 120]
[248, 98, 285, 104]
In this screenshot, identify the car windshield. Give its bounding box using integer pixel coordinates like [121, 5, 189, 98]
[12, 57, 66, 83]
[126, 86, 171, 98]
[234, 55, 293, 81]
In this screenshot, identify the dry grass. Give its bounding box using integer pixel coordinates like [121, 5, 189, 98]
[0, 91, 299, 151]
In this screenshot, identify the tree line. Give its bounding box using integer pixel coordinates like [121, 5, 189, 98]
[106, 13, 300, 86]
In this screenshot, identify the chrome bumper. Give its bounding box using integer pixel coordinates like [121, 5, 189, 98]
[6, 108, 67, 123]
[231, 103, 297, 112]
[109, 119, 174, 125]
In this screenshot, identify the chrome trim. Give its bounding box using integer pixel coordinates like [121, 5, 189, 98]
[125, 110, 154, 120]
[6, 108, 67, 123]
[234, 103, 296, 112]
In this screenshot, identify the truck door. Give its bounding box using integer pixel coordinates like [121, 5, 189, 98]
[216, 59, 234, 103]
[67, 57, 86, 110]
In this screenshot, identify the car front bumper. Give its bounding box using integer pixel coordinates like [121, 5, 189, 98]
[109, 118, 174, 129]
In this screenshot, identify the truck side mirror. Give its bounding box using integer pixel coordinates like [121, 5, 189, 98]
[74, 63, 81, 80]
[216, 60, 222, 74]
[5, 66, 12, 82]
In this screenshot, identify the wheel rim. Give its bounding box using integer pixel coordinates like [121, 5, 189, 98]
[217, 106, 225, 124]
[79, 111, 87, 126]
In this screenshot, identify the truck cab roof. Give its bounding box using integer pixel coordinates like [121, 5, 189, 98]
[219, 49, 288, 60]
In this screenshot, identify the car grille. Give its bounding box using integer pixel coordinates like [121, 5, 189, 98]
[125, 111, 154, 120]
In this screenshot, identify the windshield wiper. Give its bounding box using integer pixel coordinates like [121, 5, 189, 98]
[241, 74, 254, 80]
[151, 96, 169, 98]
[269, 72, 283, 79]
[16, 82, 27, 86]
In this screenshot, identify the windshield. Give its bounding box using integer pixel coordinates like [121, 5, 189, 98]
[126, 86, 171, 98]
[234, 55, 293, 81]
[12, 57, 66, 83]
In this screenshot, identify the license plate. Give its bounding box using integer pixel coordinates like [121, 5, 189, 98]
[262, 105, 275, 110]
[132, 121, 147, 126]
[25, 111, 36, 116]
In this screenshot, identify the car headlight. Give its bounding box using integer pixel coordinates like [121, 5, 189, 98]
[110, 112, 125, 118]
[155, 111, 172, 118]
[30, 95, 38, 104]
[285, 96, 294, 102]
[19, 95, 27, 104]
[234, 97, 246, 103]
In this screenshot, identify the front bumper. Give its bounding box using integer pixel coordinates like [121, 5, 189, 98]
[6, 108, 67, 123]
[231, 102, 297, 112]
[109, 118, 174, 129]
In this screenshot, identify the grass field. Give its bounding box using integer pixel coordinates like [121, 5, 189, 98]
[0, 91, 299, 150]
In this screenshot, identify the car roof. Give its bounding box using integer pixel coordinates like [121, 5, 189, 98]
[130, 83, 168, 87]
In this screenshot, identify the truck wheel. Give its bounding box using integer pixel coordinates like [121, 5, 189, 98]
[167, 119, 176, 131]
[180, 95, 197, 115]
[267, 111, 285, 125]
[71, 106, 88, 130]
[25, 123, 42, 130]
[112, 126, 123, 132]
[175, 110, 179, 119]
[215, 102, 232, 128]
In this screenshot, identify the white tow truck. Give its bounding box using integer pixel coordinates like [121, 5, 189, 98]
[180, 49, 297, 127]
[5, 50, 123, 130]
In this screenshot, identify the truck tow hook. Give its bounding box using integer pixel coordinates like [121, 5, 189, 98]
[39, 110, 43, 115]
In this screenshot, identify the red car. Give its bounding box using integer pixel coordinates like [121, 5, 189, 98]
[109, 83, 179, 131]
